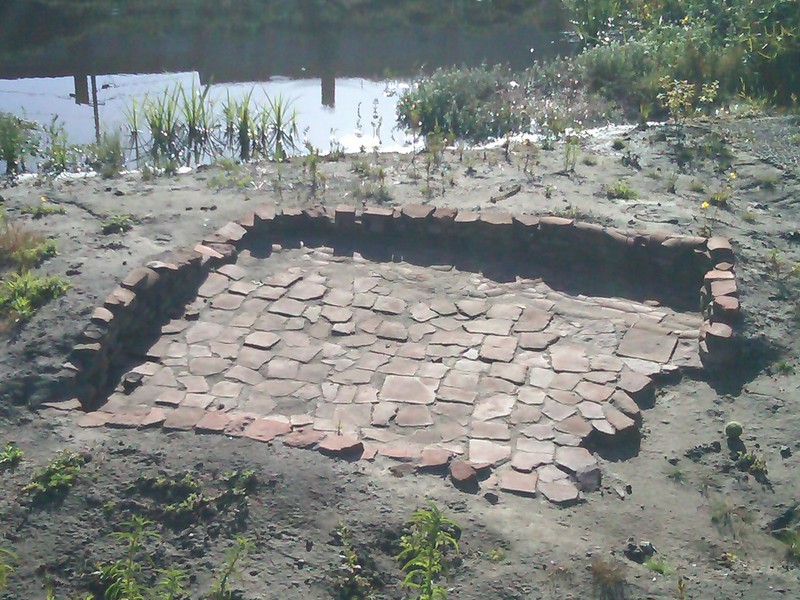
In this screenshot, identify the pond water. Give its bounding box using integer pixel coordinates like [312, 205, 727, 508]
[0, 1, 572, 155]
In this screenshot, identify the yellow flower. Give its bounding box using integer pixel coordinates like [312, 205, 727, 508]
[40, 196, 47, 203]
[729, 172, 737, 180]
[701, 201, 710, 209]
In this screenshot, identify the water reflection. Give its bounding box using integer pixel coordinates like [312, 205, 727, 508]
[0, 0, 571, 149]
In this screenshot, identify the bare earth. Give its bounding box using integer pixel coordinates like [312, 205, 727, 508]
[1, 114, 799, 599]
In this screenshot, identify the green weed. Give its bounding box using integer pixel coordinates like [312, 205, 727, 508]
[39, 116, 74, 175]
[22, 450, 85, 504]
[0, 112, 38, 177]
[710, 498, 753, 539]
[89, 132, 126, 178]
[606, 179, 638, 199]
[332, 523, 374, 599]
[775, 529, 800, 563]
[0, 271, 68, 323]
[643, 557, 675, 575]
[0, 547, 14, 591]
[666, 465, 686, 484]
[611, 138, 626, 151]
[207, 159, 253, 190]
[209, 536, 254, 600]
[398, 502, 460, 600]
[101, 215, 134, 235]
[0, 443, 23, 470]
[689, 179, 706, 193]
[564, 135, 580, 173]
[20, 201, 66, 219]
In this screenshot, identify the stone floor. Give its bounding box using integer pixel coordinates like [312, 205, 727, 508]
[84, 243, 704, 505]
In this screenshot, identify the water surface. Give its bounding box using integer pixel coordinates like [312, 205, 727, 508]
[0, 1, 571, 152]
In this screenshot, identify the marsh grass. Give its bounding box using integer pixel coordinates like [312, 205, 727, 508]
[89, 132, 126, 179]
[143, 87, 182, 167]
[0, 212, 58, 270]
[179, 81, 216, 165]
[711, 498, 753, 539]
[590, 557, 627, 600]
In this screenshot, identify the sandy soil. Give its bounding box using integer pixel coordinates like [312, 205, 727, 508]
[1, 114, 799, 599]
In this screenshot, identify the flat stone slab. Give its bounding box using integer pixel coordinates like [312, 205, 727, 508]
[617, 326, 678, 363]
[380, 376, 435, 405]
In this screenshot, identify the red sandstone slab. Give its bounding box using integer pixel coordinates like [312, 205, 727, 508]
[515, 308, 552, 332]
[473, 395, 515, 421]
[498, 469, 538, 496]
[470, 421, 511, 441]
[77, 411, 112, 428]
[269, 298, 307, 317]
[550, 345, 590, 373]
[380, 375, 435, 405]
[554, 446, 597, 474]
[283, 429, 326, 448]
[479, 336, 518, 362]
[243, 418, 292, 442]
[538, 480, 580, 506]
[395, 405, 434, 427]
[163, 407, 205, 431]
[468, 439, 511, 466]
[195, 411, 231, 434]
[617, 326, 678, 364]
[373, 296, 407, 315]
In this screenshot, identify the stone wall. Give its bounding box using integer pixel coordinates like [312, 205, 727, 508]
[65, 204, 741, 409]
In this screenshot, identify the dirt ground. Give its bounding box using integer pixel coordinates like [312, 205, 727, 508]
[1, 114, 799, 599]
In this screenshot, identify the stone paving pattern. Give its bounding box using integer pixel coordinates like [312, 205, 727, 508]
[77, 244, 704, 505]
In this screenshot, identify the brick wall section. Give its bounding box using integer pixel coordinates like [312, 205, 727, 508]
[66, 204, 740, 409]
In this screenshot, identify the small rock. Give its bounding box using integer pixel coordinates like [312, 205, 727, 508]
[780, 445, 792, 458]
[122, 372, 144, 393]
[575, 464, 602, 492]
[449, 460, 478, 491]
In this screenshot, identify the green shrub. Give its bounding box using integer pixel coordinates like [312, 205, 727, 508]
[397, 65, 527, 143]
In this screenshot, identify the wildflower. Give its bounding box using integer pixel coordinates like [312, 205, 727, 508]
[40, 196, 47, 203]
[729, 171, 737, 180]
[701, 201, 710, 209]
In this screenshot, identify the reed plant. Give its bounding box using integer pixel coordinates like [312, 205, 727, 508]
[179, 82, 216, 165]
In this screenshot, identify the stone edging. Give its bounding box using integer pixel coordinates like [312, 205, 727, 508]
[63, 203, 740, 411]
